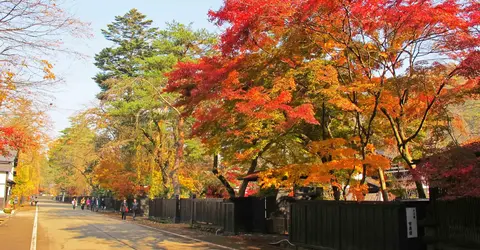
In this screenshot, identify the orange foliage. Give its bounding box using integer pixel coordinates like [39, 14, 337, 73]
[260, 137, 391, 200]
[95, 151, 138, 199]
[349, 184, 369, 202]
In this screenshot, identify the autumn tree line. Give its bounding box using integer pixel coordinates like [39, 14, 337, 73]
[0, 1, 90, 201]
[46, 1, 479, 201]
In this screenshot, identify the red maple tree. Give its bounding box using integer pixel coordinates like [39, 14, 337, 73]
[418, 139, 480, 198]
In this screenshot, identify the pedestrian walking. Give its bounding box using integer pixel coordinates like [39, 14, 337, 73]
[80, 197, 86, 210]
[95, 198, 99, 212]
[86, 198, 91, 210]
[90, 198, 95, 211]
[132, 199, 139, 220]
[34, 196, 38, 206]
[72, 198, 77, 210]
[101, 198, 107, 210]
[120, 199, 128, 220]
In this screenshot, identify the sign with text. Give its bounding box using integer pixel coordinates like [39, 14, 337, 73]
[406, 207, 418, 238]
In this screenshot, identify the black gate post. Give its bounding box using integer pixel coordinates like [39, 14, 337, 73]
[175, 195, 180, 223]
[190, 194, 196, 225]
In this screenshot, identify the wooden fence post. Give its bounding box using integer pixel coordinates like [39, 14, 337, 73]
[304, 203, 308, 245]
[175, 196, 180, 223]
[190, 196, 196, 225]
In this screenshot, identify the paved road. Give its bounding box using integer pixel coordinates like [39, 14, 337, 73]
[0, 199, 233, 250]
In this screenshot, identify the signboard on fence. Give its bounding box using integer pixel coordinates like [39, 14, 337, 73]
[406, 207, 418, 238]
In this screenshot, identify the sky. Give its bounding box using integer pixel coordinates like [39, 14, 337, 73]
[48, 0, 223, 137]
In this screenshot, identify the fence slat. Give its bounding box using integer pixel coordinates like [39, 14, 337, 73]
[290, 200, 427, 250]
[433, 198, 480, 249]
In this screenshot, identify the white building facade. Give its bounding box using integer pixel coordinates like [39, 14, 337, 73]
[0, 152, 16, 209]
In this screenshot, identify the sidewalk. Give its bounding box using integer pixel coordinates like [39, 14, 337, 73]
[0, 212, 9, 226]
[96, 210, 294, 250]
[0, 205, 36, 249]
[0, 206, 21, 225]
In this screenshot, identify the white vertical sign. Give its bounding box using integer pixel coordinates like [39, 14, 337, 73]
[406, 207, 418, 238]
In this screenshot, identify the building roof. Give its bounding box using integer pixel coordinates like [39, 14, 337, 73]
[0, 151, 17, 164]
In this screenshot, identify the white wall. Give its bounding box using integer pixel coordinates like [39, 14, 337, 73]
[0, 172, 6, 199]
[7, 167, 13, 181]
[0, 172, 5, 185]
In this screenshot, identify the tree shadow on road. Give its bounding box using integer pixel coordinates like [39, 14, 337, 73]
[62, 222, 226, 249]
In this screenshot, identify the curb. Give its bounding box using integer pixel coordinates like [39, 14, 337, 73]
[0, 211, 14, 226]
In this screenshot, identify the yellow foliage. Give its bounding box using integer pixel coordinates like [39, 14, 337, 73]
[148, 170, 167, 199]
[41, 60, 56, 80]
[379, 52, 388, 58]
[259, 164, 311, 188]
[179, 175, 196, 194]
[272, 75, 296, 93]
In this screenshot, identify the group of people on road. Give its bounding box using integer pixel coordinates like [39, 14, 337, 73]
[71, 197, 105, 211]
[30, 196, 38, 206]
[120, 198, 139, 221]
[70, 196, 140, 221]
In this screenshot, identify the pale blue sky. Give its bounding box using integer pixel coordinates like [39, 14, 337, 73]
[48, 0, 223, 137]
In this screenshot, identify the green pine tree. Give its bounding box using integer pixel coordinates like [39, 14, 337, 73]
[94, 9, 159, 97]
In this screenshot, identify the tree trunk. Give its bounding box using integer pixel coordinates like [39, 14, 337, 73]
[378, 168, 389, 201]
[321, 101, 327, 140]
[161, 166, 168, 190]
[171, 117, 184, 196]
[402, 148, 427, 199]
[169, 170, 180, 197]
[238, 157, 258, 197]
[381, 107, 428, 199]
[332, 184, 341, 201]
[154, 155, 169, 193]
[414, 179, 426, 199]
[212, 154, 236, 198]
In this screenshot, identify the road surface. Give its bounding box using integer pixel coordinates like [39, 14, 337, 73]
[0, 198, 234, 250]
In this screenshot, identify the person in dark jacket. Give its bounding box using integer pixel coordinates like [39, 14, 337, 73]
[120, 199, 128, 220]
[132, 199, 139, 220]
[90, 197, 95, 211]
[80, 197, 85, 210]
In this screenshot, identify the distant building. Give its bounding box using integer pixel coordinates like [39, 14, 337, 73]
[0, 151, 17, 209]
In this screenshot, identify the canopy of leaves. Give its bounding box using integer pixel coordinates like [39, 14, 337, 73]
[166, 0, 479, 200]
[418, 139, 480, 198]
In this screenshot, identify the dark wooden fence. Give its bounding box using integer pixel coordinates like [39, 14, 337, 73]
[179, 198, 193, 223]
[233, 196, 276, 233]
[148, 198, 179, 222]
[148, 197, 274, 234]
[192, 198, 224, 225]
[290, 200, 428, 250]
[429, 198, 480, 249]
[194, 199, 236, 233]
